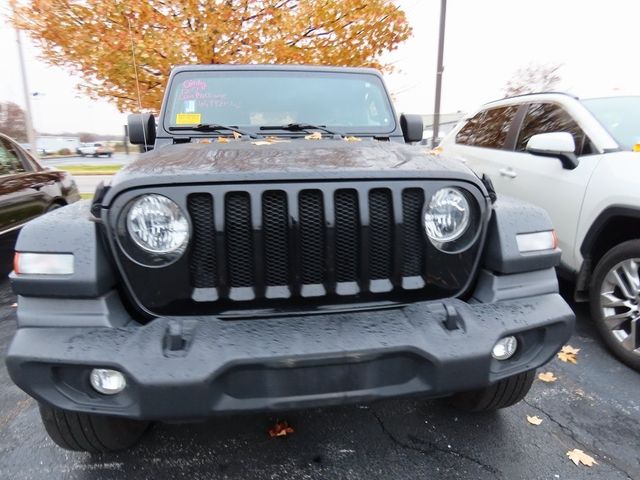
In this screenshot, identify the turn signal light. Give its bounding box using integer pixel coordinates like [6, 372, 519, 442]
[13, 252, 74, 275]
[516, 231, 558, 253]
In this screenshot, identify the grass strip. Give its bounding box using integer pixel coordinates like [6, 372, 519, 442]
[55, 164, 122, 175]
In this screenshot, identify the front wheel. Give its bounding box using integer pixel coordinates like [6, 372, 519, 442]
[39, 403, 150, 452]
[448, 370, 535, 412]
[590, 240, 640, 371]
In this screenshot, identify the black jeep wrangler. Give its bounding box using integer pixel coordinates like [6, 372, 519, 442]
[6, 65, 574, 452]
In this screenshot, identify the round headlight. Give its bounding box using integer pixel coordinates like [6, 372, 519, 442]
[126, 194, 189, 254]
[424, 187, 471, 245]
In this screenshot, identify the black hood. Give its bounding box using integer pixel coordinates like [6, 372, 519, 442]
[105, 139, 483, 202]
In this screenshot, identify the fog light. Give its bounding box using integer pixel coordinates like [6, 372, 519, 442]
[90, 368, 126, 395]
[492, 336, 518, 360]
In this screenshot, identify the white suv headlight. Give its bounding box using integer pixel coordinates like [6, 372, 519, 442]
[424, 187, 471, 246]
[126, 194, 189, 254]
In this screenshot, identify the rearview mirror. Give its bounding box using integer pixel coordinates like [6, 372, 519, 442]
[526, 132, 579, 170]
[400, 114, 424, 143]
[127, 113, 156, 146]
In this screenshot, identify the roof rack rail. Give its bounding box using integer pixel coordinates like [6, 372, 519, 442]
[484, 91, 579, 105]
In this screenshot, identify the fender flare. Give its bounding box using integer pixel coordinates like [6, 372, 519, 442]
[10, 200, 116, 297]
[580, 205, 640, 257]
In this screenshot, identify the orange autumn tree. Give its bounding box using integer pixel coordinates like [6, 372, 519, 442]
[10, 0, 411, 112]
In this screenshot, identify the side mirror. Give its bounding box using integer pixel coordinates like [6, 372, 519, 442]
[526, 132, 579, 170]
[127, 113, 156, 146]
[400, 114, 424, 143]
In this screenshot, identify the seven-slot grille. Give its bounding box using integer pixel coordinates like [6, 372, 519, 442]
[186, 185, 429, 302]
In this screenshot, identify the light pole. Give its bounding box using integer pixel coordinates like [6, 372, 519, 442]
[15, 27, 38, 158]
[432, 0, 447, 147]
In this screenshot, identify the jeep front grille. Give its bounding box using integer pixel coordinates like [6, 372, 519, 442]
[187, 183, 469, 300]
[109, 181, 486, 315]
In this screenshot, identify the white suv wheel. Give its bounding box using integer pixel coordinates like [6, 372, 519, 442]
[591, 240, 640, 370]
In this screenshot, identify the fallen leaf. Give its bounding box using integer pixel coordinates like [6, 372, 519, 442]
[269, 421, 294, 438]
[557, 351, 577, 363]
[232, 131, 241, 140]
[305, 131, 322, 140]
[264, 136, 290, 143]
[527, 415, 543, 425]
[557, 345, 580, 364]
[344, 136, 361, 142]
[562, 345, 580, 355]
[217, 136, 230, 143]
[538, 371, 558, 383]
[252, 140, 273, 146]
[11, 303, 17, 308]
[566, 449, 597, 467]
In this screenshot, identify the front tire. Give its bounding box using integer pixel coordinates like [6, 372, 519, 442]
[448, 370, 535, 412]
[590, 240, 640, 371]
[39, 403, 150, 453]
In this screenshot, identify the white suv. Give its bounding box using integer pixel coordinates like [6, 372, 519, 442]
[439, 93, 640, 370]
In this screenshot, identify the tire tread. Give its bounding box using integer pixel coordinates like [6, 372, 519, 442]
[449, 370, 535, 412]
[38, 404, 149, 453]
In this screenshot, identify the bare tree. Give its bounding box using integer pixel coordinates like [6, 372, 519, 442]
[503, 63, 562, 98]
[0, 102, 29, 142]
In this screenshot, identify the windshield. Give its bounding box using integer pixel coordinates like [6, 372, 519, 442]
[581, 96, 640, 150]
[165, 70, 395, 135]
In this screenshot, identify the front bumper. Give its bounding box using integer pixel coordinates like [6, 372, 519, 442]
[6, 294, 574, 420]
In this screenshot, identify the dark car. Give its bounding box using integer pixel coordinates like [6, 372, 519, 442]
[0, 133, 80, 274]
[6, 65, 574, 453]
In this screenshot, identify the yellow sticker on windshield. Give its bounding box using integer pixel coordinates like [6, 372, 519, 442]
[175, 113, 201, 125]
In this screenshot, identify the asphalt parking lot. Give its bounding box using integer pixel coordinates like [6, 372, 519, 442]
[1, 279, 638, 480]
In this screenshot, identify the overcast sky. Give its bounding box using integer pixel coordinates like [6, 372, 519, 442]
[1, 0, 639, 135]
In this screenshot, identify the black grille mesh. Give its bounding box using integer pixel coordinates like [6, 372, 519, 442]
[262, 191, 289, 286]
[185, 185, 462, 298]
[402, 189, 425, 276]
[334, 189, 360, 282]
[225, 192, 254, 287]
[368, 189, 394, 279]
[298, 190, 326, 284]
[187, 193, 217, 288]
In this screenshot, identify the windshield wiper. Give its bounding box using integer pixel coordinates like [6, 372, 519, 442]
[259, 123, 341, 137]
[169, 124, 261, 139]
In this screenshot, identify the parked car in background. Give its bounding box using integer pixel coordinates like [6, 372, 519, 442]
[77, 142, 114, 157]
[0, 133, 80, 275]
[439, 93, 640, 371]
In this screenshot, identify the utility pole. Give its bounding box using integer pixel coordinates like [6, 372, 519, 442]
[432, 0, 447, 147]
[15, 27, 38, 158]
